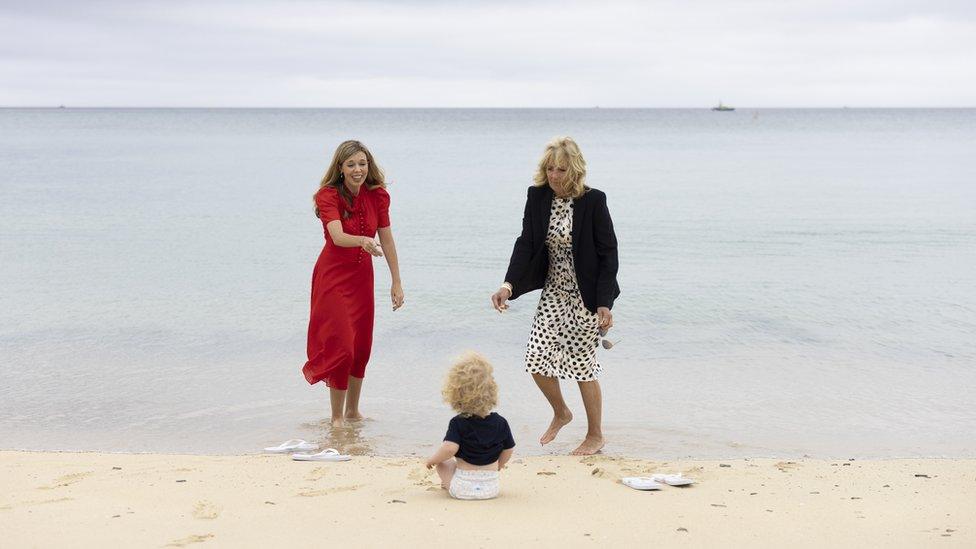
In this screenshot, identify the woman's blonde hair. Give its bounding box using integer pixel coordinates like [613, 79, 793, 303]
[441, 352, 499, 418]
[314, 140, 386, 219]
[533, 136, 588, 198]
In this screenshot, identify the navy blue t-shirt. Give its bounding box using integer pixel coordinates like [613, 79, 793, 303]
[444, 412, 516, 466]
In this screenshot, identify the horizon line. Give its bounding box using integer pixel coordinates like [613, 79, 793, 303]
[2, 105, 976, 110]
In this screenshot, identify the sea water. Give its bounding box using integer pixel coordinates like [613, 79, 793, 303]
[1, 108, 974, 458]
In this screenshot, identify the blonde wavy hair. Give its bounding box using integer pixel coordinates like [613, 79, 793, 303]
[441, 352, 499, 418]
[314, 140, 386, 219]
[533, 136, 588, 198]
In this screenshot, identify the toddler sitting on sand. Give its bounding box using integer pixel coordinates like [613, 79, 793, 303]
[425, 352, 515, 500]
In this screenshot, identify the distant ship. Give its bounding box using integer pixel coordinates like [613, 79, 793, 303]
[711, 101, 735, 112]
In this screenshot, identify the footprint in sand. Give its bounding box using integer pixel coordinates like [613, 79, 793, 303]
[23, 497, 74, 506]
[776, 461, 799, 472]
[297, 484, 364, 497]
[39, 471, 93, 490]
[590, 467, 618, 479]
[9, 497, 74, 509]
[305, 467, 330, 481]
[407, 468, 440, 488]
[166, 533, 214, 547]
[192, 501, 221, 520]
[407, 468, 430, 481]
[580, 455, 617, 466]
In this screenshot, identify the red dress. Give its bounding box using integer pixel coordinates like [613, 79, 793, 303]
[303, 185, 391, 390]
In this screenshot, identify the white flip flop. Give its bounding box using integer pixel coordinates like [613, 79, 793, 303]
[651, 473, 695, 486]
[264, 439, 318, 453]
[621, 477, 663, 490]
[292, 448, 352, 462]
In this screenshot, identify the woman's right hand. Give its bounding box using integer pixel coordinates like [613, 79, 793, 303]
[360, 236, 383, 257]
[491, 287, 512, 312]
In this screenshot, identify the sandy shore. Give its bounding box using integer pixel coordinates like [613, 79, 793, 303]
[2, 451, 973, 548]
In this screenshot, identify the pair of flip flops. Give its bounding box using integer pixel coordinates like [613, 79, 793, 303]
[263, 439, 352, 462]
[621, 474, 695, 490]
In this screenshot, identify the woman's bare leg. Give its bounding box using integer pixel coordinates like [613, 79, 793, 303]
[344, 376, 365, 420]
[329, 387, 346, 428]
[570, 380, 604, 455]
[532, 373, 574, 445]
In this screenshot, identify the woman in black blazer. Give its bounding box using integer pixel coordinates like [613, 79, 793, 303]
[491, 137, 619, 456]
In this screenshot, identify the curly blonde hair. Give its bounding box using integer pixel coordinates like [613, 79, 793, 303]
[532, 136, 588, 198]
[442, 352, 499, 418]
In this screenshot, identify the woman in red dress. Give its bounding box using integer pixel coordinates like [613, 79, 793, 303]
[303, 140, 404, 427]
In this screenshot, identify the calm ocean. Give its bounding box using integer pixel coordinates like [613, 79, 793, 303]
[1, 108, 974, 459]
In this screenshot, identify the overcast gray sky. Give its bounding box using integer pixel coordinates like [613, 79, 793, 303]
[1, 0, 974, 107]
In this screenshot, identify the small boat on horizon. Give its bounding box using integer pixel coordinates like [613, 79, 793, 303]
[711, 101, 735, 112]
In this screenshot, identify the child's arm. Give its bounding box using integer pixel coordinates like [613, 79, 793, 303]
[497, 448, 514, 470]
[425, 441, 460, 469]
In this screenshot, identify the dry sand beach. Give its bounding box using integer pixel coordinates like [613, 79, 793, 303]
[2, 451, 973, 548]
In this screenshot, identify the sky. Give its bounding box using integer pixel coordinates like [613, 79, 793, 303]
[1, 0, 974, 107]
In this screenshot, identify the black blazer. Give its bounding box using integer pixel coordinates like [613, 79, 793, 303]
[503, 185, 620, 313]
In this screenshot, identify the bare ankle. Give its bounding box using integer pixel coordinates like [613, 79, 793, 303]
[570, 436, 606, 455]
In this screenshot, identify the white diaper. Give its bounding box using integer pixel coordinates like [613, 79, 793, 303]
[448, 469, 500, 500]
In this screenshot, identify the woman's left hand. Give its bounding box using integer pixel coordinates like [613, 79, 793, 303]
[391, 282, 404, 311]
[597, 307, 613, 332]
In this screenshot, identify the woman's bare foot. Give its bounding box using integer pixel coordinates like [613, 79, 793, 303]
[570, 436, 604, 455]
[344, 411, 364, 421]
[330, 417, 345, 428]
[540, 410, 573, 445]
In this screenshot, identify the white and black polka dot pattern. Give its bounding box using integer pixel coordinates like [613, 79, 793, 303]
[524, 197, 602, 381]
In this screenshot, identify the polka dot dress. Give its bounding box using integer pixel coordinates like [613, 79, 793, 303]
[524, 197, 602, 381]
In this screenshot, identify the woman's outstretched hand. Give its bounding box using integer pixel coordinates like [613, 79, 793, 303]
[597, 307, 613, 332]
[391, 282, 404, 311]
[491, 287, 512, 312]
[360, 236, 383, 257]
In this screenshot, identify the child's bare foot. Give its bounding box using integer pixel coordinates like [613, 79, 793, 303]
[540, 410, 573, 445]
[570, 435, 604, 455]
